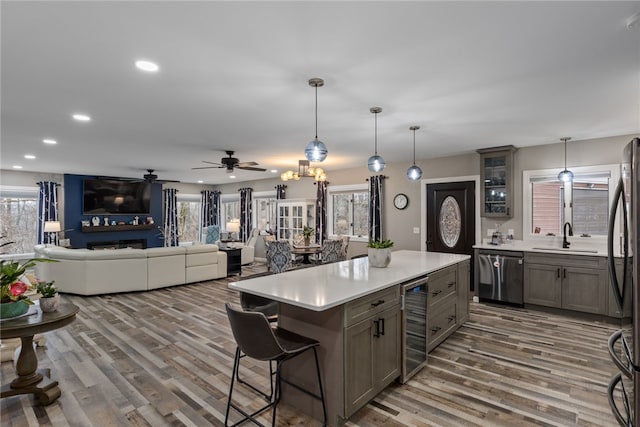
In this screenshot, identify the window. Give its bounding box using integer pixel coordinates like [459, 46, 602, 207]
[221, 198, 240, 232]
[176, 194, 201, 243]
[0, 186, 39, 254]
[523, 165, 618, 239]
[328, 184, 369, 240]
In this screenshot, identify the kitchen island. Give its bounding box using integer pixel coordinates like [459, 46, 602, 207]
[229, 250, 470, 426]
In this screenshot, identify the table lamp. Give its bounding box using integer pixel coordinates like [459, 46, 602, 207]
[226, 219, 240, 241]
[43, 221, 61, 246]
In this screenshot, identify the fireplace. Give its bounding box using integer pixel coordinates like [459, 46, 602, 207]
[87, 239, 147, 250]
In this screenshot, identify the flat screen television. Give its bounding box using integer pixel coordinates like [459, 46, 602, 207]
[83, 179, 151, 215]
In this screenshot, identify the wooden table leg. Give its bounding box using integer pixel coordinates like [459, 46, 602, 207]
[0, 335, 61, 405]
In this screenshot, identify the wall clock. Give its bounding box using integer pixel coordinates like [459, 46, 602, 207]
[393, 193, 409, 210]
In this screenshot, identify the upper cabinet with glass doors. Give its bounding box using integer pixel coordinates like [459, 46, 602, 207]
[478, 145, 516, 218]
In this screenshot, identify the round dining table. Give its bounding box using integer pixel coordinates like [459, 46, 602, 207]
[0, 302, 79, 405]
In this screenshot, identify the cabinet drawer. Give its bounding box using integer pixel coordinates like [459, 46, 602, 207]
[345, 287, 399, 327]
[428, 266, 457, 309]
[524, 253, 605, 269]
[427, 300, 458, 351]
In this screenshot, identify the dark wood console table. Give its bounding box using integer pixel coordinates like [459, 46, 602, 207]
[0, 302, 79, 405]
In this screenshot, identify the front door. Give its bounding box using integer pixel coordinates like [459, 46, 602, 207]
[426, 181, 476, 288]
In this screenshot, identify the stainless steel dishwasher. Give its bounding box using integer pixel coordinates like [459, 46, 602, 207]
[476, 249, 524, 307]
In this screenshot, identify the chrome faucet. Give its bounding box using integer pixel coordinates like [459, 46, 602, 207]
[563, 222, 573, 248]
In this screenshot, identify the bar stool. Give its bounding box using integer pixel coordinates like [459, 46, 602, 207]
[225, 302, 327, 427]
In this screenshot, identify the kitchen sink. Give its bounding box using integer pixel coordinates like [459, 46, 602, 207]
[531, 247, 599, 254]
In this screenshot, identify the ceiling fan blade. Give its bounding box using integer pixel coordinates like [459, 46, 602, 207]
[202, 160, 222, 166]
[237, 166, 267, 172]
[236, 161, 259, 167]
[191, 166, 226, 169]
[157, 179, 181, 183]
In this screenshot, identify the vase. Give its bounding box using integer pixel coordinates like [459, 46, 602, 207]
[304, 237, 311, 247]
[368, 248, 391, 268]
[0, 300, 29, 319]
[39, 294, 60, 313]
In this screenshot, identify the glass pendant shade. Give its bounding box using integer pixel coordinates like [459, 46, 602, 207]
[558, 169, 574, 182]
[557, 137, 573, 183]
[407, 164, 423, 180]
[367, 106, 385, 173]
[368, 155, 386, 173]
[305, 78, 328, 162]
[305, 138, 328, 162]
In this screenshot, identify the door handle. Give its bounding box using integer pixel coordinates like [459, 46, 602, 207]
[371, 299, 385, 307]
[556, 268, 561, 279]
[432, 289, 442, 297]
[447, 314, 456, 323]
[373, 319, 381, 338]
[607, 372, 631, 427]
[431, 326, 442, 335]
[379, 318, 385, 336]
[563, 268, 567, 279]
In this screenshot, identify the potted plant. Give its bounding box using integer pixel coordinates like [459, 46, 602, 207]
[36, 280, 59, 312]
[367, 239, 394, 268]
[302, 226, 315, 246]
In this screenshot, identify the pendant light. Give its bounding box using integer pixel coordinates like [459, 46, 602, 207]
[406, 125, 423, 181]
[304, 78, 328, 162]
[557, 137, 574, 182]
[367, 107, 386, 173]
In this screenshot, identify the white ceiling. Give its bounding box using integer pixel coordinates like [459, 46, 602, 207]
[2, 1, 639, 185]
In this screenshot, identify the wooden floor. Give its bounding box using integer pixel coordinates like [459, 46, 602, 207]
[1, 263, 622, 426]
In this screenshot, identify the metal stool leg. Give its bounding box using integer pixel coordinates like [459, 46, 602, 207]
[312, 347, 327, 426]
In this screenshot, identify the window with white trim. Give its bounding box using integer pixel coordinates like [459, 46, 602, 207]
[523, 165, 618, 239]
[253, 194, 277, 233]
[327, 184, 369, 240]
[176, 193, 201, 243]
[0, 186, 39, 254]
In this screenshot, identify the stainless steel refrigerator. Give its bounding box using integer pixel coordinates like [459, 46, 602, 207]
[607, 137, 640, 426]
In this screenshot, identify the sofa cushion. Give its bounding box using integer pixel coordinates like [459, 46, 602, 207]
[146, 246, 187, 258]
[186, 244, 220, 267]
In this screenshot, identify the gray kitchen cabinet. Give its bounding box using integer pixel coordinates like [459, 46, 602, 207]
[524, 253, 607, 315]
[345, 289, 400, 418]
[478, 145, 516, 218]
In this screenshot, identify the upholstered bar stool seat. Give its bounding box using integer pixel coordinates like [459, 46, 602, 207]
[225, 303, 327, 427]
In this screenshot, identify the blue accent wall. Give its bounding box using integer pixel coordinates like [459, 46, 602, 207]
[63, 174, 164, 249]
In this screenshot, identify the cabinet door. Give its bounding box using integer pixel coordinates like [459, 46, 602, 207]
[345, 318, 375, 417]
[562, 266, 607, 314]
[457, 260, 470, 324]
[524, 263, 562, 307]
[478, 147, 515, 218]
[375, 306, 401, 388]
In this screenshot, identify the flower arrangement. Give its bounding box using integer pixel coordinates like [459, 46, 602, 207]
[0, 258, 55, 305]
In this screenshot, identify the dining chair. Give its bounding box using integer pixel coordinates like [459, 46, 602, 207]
[268, 240, 292, 273]
[338, 235, 350, 261]
[225, 303, 327, 427]
[319, 240, 342, 264]
[264, 235, 276, 271]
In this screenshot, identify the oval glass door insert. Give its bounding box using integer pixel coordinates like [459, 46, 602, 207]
[439, 196, 461, 248]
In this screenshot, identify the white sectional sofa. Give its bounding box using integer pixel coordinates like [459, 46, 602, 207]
[34, 244, 227, 295]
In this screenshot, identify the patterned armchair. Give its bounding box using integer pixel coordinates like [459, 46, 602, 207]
[319, 240, 342, 264]
[268, 240, 293, 273]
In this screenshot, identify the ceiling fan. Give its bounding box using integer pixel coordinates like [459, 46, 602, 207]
[193, 150, 267, 173]
[98, 169, 179, 184]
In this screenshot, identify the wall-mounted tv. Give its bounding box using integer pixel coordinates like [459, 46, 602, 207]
[83, 179, 151, 215]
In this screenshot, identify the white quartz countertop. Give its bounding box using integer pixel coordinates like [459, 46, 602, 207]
[229, 250, 470, 311]
[473, 239, 610, 257]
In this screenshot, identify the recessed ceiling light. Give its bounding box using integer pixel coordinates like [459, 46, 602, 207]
[72, 113, 91, 122]
[24, 154, 36, 159]
[229, 175, 236, 179]
[12, 165, 23, 169]
[197, 180, 203, 184]
[42, 138, 57, 145]
[135, 60, 159, 72]
[270, 169, 278, 173]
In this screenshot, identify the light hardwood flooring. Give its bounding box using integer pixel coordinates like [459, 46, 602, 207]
[1, 263, 622, 426]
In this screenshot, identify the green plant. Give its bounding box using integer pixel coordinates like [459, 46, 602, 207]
[302, 226, 315, 239]
[367, 239, 394, 249]
[36, 281, 58, 298]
